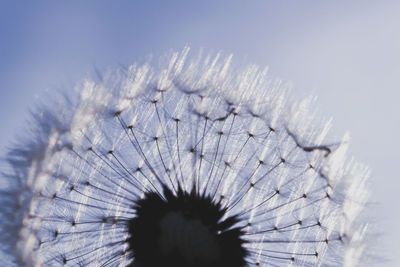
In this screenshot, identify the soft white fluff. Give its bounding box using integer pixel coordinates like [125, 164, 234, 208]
[0, 47, 369, 266]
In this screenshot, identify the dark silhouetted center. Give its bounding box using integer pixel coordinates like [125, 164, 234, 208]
[127, 186, 247, 267]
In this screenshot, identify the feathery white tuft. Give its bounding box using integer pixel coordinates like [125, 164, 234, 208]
[0, 47, 369, 266]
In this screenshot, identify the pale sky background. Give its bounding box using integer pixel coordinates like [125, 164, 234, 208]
[0, 1, 398, 265]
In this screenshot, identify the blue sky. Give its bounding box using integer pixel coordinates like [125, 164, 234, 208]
[1, 1, 399, 265]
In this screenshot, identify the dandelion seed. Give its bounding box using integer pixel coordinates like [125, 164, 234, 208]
[0, 47, 369, 266]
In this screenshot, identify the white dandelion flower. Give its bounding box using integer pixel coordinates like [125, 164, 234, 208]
[0, 47, 369, 267]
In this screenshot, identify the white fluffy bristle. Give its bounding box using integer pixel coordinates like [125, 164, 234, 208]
[0, 47, 369, 267]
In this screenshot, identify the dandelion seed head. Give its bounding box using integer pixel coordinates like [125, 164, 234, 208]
[0, 47, 369, 266]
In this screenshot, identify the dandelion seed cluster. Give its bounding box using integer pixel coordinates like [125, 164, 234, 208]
[0, 48, 369, 267]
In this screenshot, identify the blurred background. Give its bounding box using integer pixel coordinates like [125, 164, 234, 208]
[0, 0, 398, 265]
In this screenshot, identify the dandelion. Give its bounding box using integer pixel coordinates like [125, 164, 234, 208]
[0, 48, 369, 266]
